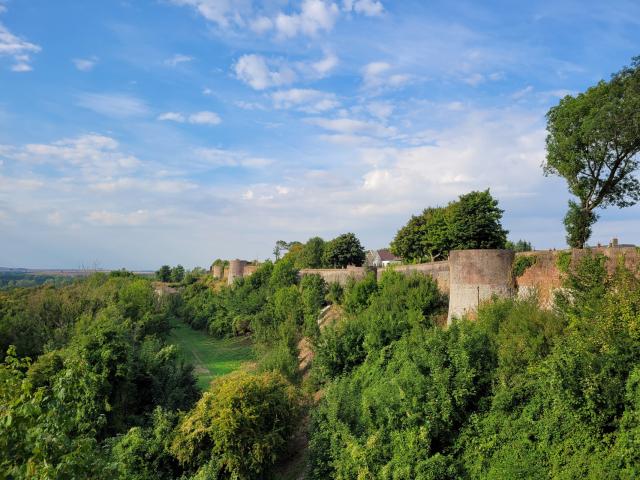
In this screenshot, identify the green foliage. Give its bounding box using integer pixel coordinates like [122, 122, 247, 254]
[343, 271, 378, 314]
[171, 265, 185, 283]
[390, 206, 450, 262]
[296, 236, 327, 269]
[313, 271, 445, 381]
[511, 255, 537, 277]
[390, 189, 508, 262]
[323, 232, 366, 268]
[505, 239, 533, 252]
[156, 265, 171, 282]
[310, 254, 640, 478]
[300, 274, 327, 338]
[556, 250, 572, 273]
[564, 200, 598, 248]
[544, 57, 640, 247]
[448, 190, 508, 250]
[170, 371, 301, 479]
[270, 257, 299, 290]
[326, 281, 343, 305]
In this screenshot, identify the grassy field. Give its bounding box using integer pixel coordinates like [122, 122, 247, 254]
[168, 320, 254, 389]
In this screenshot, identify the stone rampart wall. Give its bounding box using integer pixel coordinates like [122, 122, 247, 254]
[377, 261, 450, 293]
[298, 266, 368, 286]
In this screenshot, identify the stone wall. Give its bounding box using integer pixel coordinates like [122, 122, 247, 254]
[515, 246, 640, 308]
[377, 261, 450, 293]
[448, 250, 515, 323]
[298, 265, 368, 285]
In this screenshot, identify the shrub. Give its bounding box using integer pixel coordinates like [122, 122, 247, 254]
[171, 371, 300, 479]
[511, 255, 537, 277]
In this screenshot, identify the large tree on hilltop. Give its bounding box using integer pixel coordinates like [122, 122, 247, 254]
[448, 190, 508, 250]
[390, 190, 508, 262]
[323, 233, 366, 268]
[544, 57, 640, 248]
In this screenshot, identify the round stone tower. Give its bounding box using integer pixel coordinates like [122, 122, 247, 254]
[212, 264, 224, 280]
[447, 249, 514, 324]
[227, 259, 247, 285]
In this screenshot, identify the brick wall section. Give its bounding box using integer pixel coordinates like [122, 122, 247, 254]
[298, 266, 368, 285]
[377, 261, 450, 294]
[448, 250, 514, 323]
[515, 247, 640, 308]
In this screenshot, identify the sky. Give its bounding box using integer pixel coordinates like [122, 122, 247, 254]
[0, 0, 639, 270]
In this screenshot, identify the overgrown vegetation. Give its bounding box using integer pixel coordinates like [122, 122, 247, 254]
[512, 254, 537, 277]
[308, 253, 640, 478]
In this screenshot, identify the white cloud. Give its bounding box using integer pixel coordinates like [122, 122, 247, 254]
[158, 112, 186, 122]
[234, 54, 296, 90]
[511, 85, 534, 100]
[274, 0, 340, 38]
[188, 111, 221, 125]
[76, 92, 149, 118]
[167, 0, 248, 27]
[14, 134, 141, 177]
[250, 16, 273, 34]
[158, 111, 221, 125]
[73, 56, 98, 71]
[86, 209, 152, 227]
[0, 22, 40, 72]
[311, 52, 338, 76]
[195, 147, 272, 168]
[235, 100, 266, 110]
[272, 89, 339, 113]
[89, 177, 196, 194]
[343, 0, 384, 16]
[362, 61, 411, 90]
[164, 53, 193, 67]
[366, 101, 394, 119]
[309, 116, 395, 137]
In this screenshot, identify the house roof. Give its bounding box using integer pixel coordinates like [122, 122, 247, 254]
[377, 249, 400, 261]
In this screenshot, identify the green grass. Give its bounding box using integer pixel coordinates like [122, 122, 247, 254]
[168, 320, 254, 390]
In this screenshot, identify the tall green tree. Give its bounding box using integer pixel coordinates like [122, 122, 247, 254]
[170, 265, 185, 283]
[544, 57, 640, 247]
[390, 206, 450, 262]
[323, 233, 366, 268]
[156, 265, 171, 282]
[448, 190, 508, 250]
[390, 190, 507, 262]
[297, 237, 326, 269]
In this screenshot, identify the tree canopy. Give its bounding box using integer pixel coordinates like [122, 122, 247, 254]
[323, 232, 366, 268]
[390, 190, 508, 262]
[544, 56, 640, 247]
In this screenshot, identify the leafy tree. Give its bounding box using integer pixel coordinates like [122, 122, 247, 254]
[170, 265, 185, 283]
[447, 190, 508, 250]
[544, 57, 640, 247]
[273, 240, 289, 261]
[323, 233, 366, 268]
[391, 206, 450, 262]
[297, 236, 327, 268]
[157, 265, 171, 282]
[391, 190, 507, 262]
[170, 371, 300, 479]
[505, 239, 533, 252]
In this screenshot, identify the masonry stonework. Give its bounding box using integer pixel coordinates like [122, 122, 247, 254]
[448, 249, 515, 323]
[227, 259, 247, 285]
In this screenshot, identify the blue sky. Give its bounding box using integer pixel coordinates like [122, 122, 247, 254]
[1, 0, 639, 269]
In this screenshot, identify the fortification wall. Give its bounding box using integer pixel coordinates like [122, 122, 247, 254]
[212, 264, 224, 280]
[516, 246, 640, 308]
[227, 259, 247, 285]
[299, 266, 368, 285]
[448, 249, 515, 323]
[377, 261, 450, 293]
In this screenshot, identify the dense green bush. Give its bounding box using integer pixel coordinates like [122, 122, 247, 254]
[170, 371, 301, 479]
[310, 254, 640, 479]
